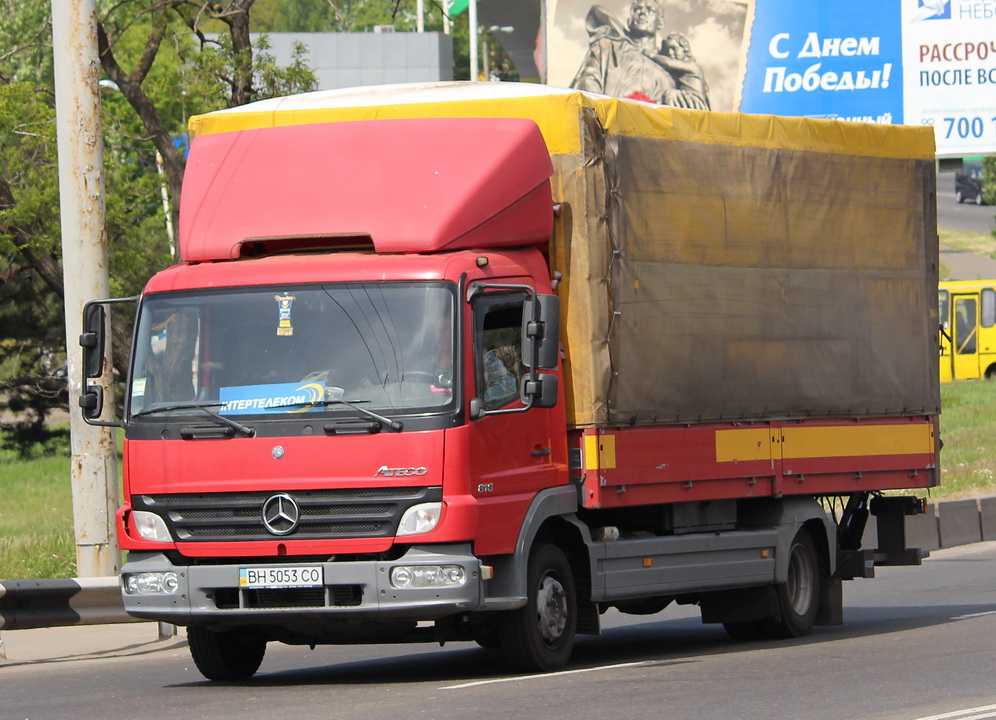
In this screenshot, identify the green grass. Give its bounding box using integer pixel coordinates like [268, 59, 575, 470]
[0, 448, 76, 579]
[939, 226, 996, 260]
[937, 381, 996, 499]
[2, 380, 996, 580]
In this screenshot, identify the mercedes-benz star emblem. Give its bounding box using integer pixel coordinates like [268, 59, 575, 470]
[261, 493, 300, 536]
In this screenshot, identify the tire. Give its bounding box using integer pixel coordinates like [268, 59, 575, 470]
[956, 190, 964, 203]
[759, 529, 821, 639]
[188, 626, 267, 681]
[498, 543, 577, 672]
[976, 193, 985, 206]
[474, 621, 502, 650]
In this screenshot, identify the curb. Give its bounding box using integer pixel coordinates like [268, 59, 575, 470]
[862, 494, 996, 553]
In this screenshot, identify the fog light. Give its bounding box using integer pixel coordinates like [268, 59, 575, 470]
[124, 571, 179, 595]
[132, 511, 172, 542]
[390, 564, 466, 589]
[396, 502, 442, 536]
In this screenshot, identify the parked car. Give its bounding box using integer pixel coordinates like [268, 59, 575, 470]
[955, 162, 986, 205]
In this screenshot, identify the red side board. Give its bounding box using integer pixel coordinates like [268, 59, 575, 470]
[574, 416, 939, 509]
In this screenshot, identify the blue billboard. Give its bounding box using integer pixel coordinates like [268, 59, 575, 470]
[739, 2, 904, 124]
[547, 0, 996, 156]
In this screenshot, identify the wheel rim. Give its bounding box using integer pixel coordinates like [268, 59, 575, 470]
[536, 572, 568, 643]
[786, 542, 815, 616]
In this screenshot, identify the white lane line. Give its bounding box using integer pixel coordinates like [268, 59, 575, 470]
[913, 704, 996, 720]
[951, 610, 996, 621]
[441, 660, 655, 690]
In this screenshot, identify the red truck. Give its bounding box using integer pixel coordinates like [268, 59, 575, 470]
[80, 83, 940, 681]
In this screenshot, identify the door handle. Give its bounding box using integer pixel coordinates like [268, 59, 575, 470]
[531, 447, 551, 457]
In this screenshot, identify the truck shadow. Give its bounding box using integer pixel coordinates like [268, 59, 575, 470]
[170, 601, 996, 688]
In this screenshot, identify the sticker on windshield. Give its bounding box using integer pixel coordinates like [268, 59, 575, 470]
[219, 382, 325, 415]
[274, 294, 296, 337]
[132, 377, 147, 398]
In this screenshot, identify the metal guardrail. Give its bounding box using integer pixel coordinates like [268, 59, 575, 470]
[1, 496, 995, 633]
[0, 577, 138, 631]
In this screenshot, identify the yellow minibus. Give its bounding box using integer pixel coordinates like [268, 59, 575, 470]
[939, 279, 996, 381]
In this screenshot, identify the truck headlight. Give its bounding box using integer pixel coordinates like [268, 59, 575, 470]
[124, 571, 179, 595]
[390, 565, 466, 589]
[396, 502, 442, 536]
[132, 510, 172, 542]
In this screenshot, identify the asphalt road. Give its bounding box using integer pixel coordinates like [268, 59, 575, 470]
[937, 170, 995, 236]
[3, 541, 996, 720]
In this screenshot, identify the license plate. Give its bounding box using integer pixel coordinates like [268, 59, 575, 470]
[239, 565, 324, 589]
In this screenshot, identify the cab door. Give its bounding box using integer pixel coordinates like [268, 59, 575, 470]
[952, 294, 980, 380]
[939, 289, 953, 382]
[464, 287, 566, 556]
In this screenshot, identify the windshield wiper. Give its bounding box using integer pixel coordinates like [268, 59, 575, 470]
[132, 401, 255, 437]
[314, 399, 404, 432]
[133, 397, 402, 434]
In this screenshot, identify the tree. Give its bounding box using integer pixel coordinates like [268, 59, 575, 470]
[984, 156, 996, 226]
[97, 0, 318, 235]
[0, 0, 317, 452]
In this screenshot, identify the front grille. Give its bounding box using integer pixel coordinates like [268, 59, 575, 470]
[133, 487, 441, 542]
[213, 585, 363, 609]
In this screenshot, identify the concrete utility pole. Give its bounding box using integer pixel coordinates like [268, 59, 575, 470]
[51, 0, 120, 578]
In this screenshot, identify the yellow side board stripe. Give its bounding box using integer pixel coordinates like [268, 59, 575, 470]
[584, 434, 617, 470]
[715, 424, 934, 463]
[715, 428, 772, 462]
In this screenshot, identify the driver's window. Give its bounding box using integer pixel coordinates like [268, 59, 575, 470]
[473, 295, 525, 410]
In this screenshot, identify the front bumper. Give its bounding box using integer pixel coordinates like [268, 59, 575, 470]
[120, 544, 484, 627]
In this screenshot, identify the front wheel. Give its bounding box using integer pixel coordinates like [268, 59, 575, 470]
[188, 626, 267, 681]
[498, 543, 577, 672]
[759, 529, 821, 639]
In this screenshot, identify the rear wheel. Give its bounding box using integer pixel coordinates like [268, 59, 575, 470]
[188, 626, 266, 681]
[759, 529, 821, 639]
[956, 190, 964, 203]
[498, 543, 577, 672]
[977, 193, 985, 206]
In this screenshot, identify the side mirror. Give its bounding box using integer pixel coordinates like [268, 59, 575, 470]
[79, 385, 104, 419]
[469, 397, 486, 420]
[81, 303, 106, 379]
[521, 373, 558, 409]
[80, 302, 107, 420]
[76, 295, 137, 427]
[522, 294, 560, 370]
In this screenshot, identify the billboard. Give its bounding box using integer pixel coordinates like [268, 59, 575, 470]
[546, 0, 996, 156]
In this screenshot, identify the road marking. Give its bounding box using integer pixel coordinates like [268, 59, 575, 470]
[441, 660, 655, 690]
[913, 704, 996, 720]
[951, 610, 996, 621]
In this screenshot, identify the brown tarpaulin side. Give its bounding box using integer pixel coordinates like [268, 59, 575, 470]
[553, 109, 939, 428]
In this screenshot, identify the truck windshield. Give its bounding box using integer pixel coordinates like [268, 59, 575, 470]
[128, 282, 456, 419]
